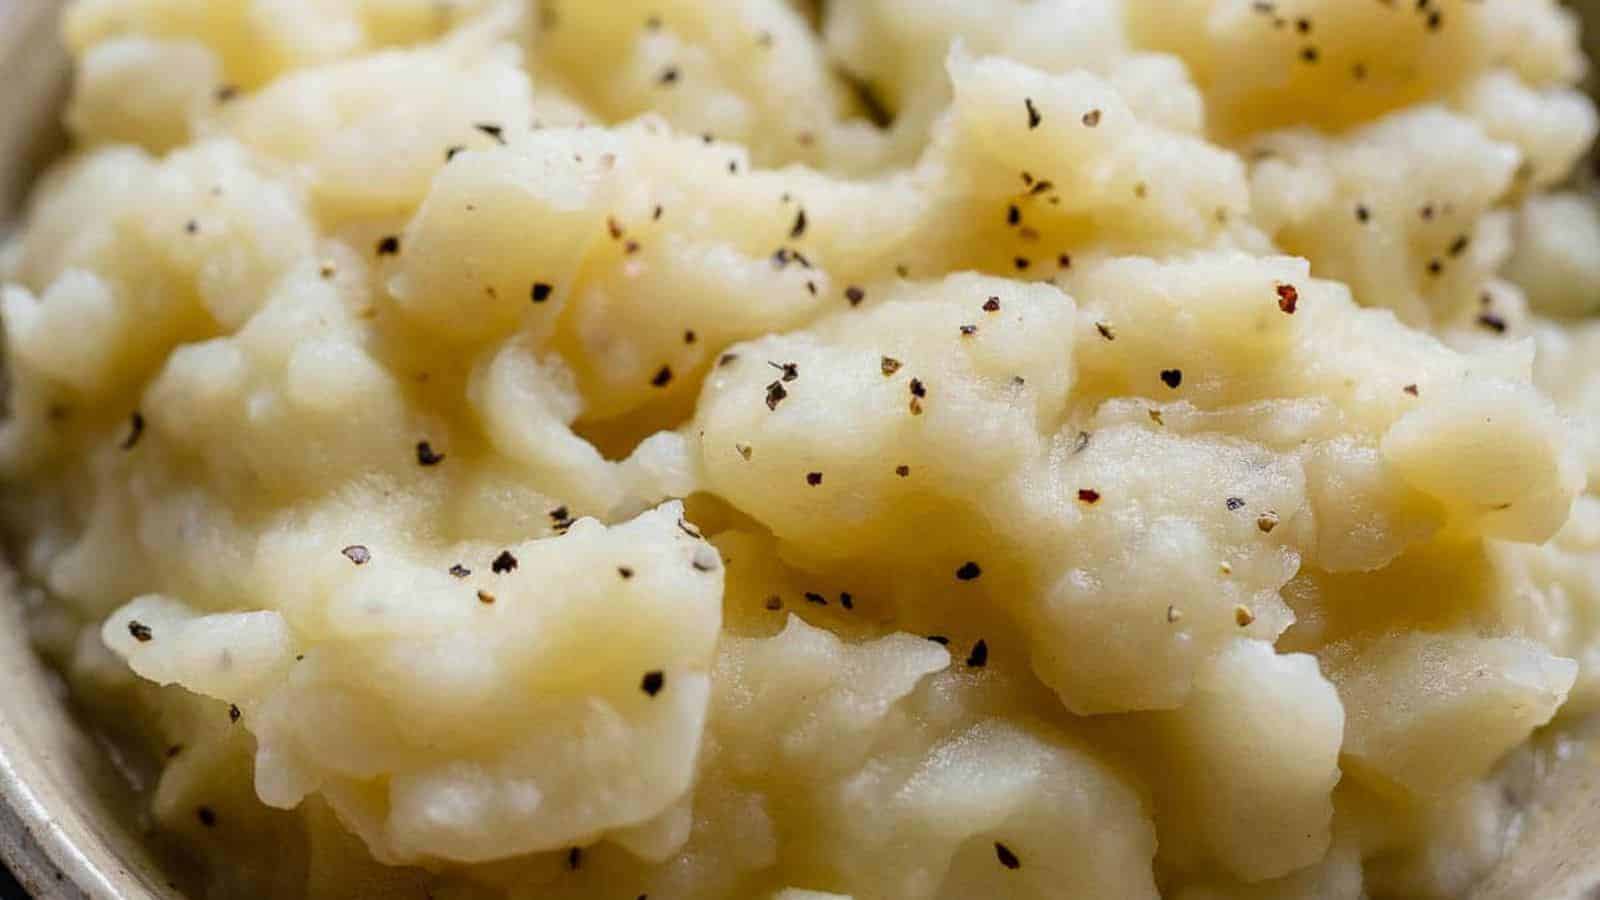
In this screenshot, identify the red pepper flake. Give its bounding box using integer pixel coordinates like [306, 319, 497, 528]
[1081, 109, 1102, 127]
[341, 545, 371, 565]
[766, 381, 789, 410]
[845, 286, 865, 306]
[1160, 369, 1183, 389]
[983, 297, 1001, 312]
[1257, 510, 1279, 533]
[1276, 283, 1299, 314]
[120, 412, 145, 450]
[492, 550, 518, 574]
[1078, 489, 1101, 504]
[995, 842, 1022, 870]
[607, 217, 625, 240]
[806, 472, 823, 486]
[956, 561, 982, 581]
[881, 356, 902, 376]
[376, 236, 400, 256]
[477, 590, 496, 605]
[1025, 98, 1042, 129]
[128, 621, 153, 643]
[474, 123, 506, 144]
[416, 441, 445, 466]
[532, 282, 553, 303]
[966, 639, 989, 668]
[1234, 605, 1256, 627]
[651, 365, 674, 387]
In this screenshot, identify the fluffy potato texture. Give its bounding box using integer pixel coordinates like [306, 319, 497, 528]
[1, 0, 1597, 899]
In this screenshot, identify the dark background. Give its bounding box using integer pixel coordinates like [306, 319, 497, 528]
[1, 863, 26, 899]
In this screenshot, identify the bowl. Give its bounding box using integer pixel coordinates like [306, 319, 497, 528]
[0, 1, 1597, 897]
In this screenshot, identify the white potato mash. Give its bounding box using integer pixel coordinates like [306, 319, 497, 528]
[2, 1, 1598, 898]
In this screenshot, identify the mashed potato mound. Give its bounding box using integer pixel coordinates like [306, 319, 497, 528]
[3, 1, 1599, 898]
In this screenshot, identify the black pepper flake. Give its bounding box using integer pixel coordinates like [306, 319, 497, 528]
[477, 590, 496, 605]
[677, 519, 703, 539]
[215, 85, 239, 103]
[1426, 259, 1443, 276]
[641, 671, 665, 696]
[651, 365, 674, 388]
[1276, 283, 1299, 314]
[1420, 204, 1435, 221]
[840, 592, 854, 610]
[804, 591, 827, 606]
[1478, 313, 1508, 334]
[446, 145, 466, 162]
[1007, 205, 1021, 226]
[1295, 16, 1311, 32]
[653, 205, 664, 221]
[881, 356, 902, 376]
[765, 595, 783, 611]
[416, 441, 445, 466]
[120, 412, 145, 450]
[1301, 46, 1319, 62]
[959, 324, 978, 337]
[567, 847, 583, 870]
[1226, 497, 1246, 511]
[926, 635, 950, 645]
[895, 464, 911, 477]
[736, 442, 752, 460]
[184, 219, 199, 235]
[719, 353, 739, 367]
[1029, 179, 1054, 196]
[1404, 383, 1420, 396]
[769, 361, 800, 382]
[845, 286, 865, 306]
[983, 297, 1001, 312]
[549, 506, 571, 524]
[492, 550, 518, 574]
[1356, 204, 1371, 223]
[608, 217, 625, 240]
[1160, 369, 1183, 389]
[228, 705, 241, 723]
[658, 66, 680, 86]
[166, 745, 184, 759]
[376, 235, 401, 256]
[995, 842, 1021, 870]
[532, 282, 553, 302]
[910, 379, 926, 398]
[1014, 257, 1031, 271]
[1134, 182, 1148, 199]
[1058, 253, 1072, 268]
[956, 561, 982, 581]
[791, 209, 808, 239]
[474, 123, 506, 144]
[1448, 235, 1470, 257]
[1025, 98, 1042, 129]
[1078, 489, 1101, 504]
[1426, 10, 1441, 30]
[1095, 322, 1115, 341]
[128, 621, 153, 643]
[966, 639, 989, 668]
[684, 330, 696, 344]
[196, 806, 217, 828]
[342, 545, 371, 565]
[806, 472, 823, 486]
[449, 564, 471, 578]
[766, 381, 789, 410]
[1081, 109, 1102, 127]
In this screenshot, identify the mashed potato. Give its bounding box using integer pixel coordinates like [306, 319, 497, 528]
[2, 1, 1598, 898]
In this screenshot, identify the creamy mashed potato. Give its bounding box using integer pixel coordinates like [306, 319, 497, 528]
[2, 1, 1599, 898]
